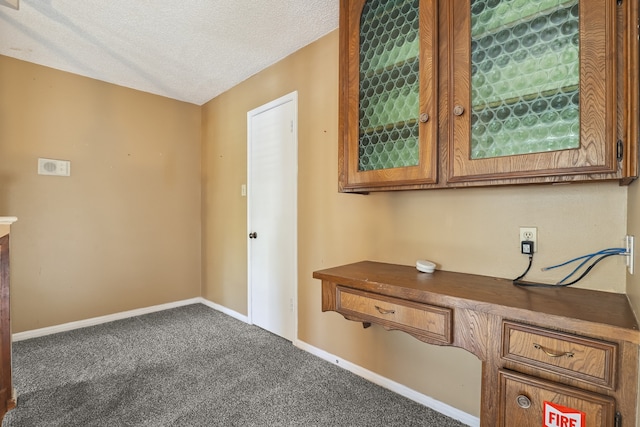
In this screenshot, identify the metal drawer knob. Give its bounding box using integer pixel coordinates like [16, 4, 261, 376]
[516, 394, 531, 409]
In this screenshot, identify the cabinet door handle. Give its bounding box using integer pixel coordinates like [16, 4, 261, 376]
[453, 105, 465, 116]
[419, 113, 430, 123]
[533, 343, 574, 358]
[374, 305, 396, 315]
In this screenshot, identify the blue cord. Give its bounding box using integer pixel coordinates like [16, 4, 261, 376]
[542, 247, 627, 284]
[515, 252, 622, 288]
[542, 248, 626, 270]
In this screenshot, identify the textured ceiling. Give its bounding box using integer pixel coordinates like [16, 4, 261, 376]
[0, 1, 339, 105]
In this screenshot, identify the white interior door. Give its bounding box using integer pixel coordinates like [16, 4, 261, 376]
[247, 92, 297, 342]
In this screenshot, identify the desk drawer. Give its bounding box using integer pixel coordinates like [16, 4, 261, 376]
[498, 369, 616, 427]
[502, 321, 617, 389]
[336, 286, 452, 344]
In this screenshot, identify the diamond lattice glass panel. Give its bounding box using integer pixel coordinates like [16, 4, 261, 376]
[470, 0, 580, 159]
[358, 0, 420, 171]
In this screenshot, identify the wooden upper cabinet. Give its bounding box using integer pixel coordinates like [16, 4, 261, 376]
[338, 0, 638, 192]
[338, 0, 439, 191]
[449, 0, 618, 182]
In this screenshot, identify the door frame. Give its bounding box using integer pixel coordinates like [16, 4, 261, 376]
[246, 91, 298, 341]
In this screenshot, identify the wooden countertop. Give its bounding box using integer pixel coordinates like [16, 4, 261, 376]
[313, 261, 640, 344]
[0, 217, 16, 238]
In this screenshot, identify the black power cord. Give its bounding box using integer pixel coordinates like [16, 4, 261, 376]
[513, 255, 533, 282]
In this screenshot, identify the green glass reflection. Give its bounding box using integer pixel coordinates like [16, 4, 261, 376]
[358, 0, 420, 171]
[470, 0, 580, 159]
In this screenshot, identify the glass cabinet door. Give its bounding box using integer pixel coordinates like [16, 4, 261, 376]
[339, 0, 438, 190]
[449, 0, 617, 182]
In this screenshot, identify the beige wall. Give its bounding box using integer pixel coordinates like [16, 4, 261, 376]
[202, 30, 629, 418]
[0, 56, 202, 332]
[628, 162, 640, 310]
[627, 162, 640, 310]
[626, 143, 640, 417]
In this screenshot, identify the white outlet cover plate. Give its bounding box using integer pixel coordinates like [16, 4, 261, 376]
[519, 227, 537, 252]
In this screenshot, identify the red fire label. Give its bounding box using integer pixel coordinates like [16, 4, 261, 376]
[543, 401, 585, 427]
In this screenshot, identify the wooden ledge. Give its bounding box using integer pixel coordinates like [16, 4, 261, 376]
[0, 217, 17, 225]
[314, 261, 640, 344]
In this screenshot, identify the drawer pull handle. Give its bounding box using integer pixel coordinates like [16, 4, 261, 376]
[533, 343, 574, 358]
[374, 305, 396, 315]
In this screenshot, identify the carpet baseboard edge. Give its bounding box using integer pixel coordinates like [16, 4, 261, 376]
[12, 297, 206, 341]
[293, 340, 480, 427]
[196, 297, 250, 323]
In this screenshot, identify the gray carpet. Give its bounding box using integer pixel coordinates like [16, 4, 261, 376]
[2, 304, 467, 426]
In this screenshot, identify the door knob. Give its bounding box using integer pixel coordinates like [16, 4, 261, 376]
[453, 105, 465, 116]
[249, 232, 258, 239]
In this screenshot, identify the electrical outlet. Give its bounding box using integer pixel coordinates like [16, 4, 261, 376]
[625, 235, 634, 275]
[519, 227, 537, 253]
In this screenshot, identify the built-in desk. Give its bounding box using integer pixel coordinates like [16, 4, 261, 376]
[314, 261, 640, 427]
[0, 217, 17, 425]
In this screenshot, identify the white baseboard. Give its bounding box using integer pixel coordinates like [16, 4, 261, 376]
[197, 297, 249, 323]
[294, 339, 480, 427]
[12, 298, 204, 341]
[12, 297, 249, 341]
[12, 298, 479, 427]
